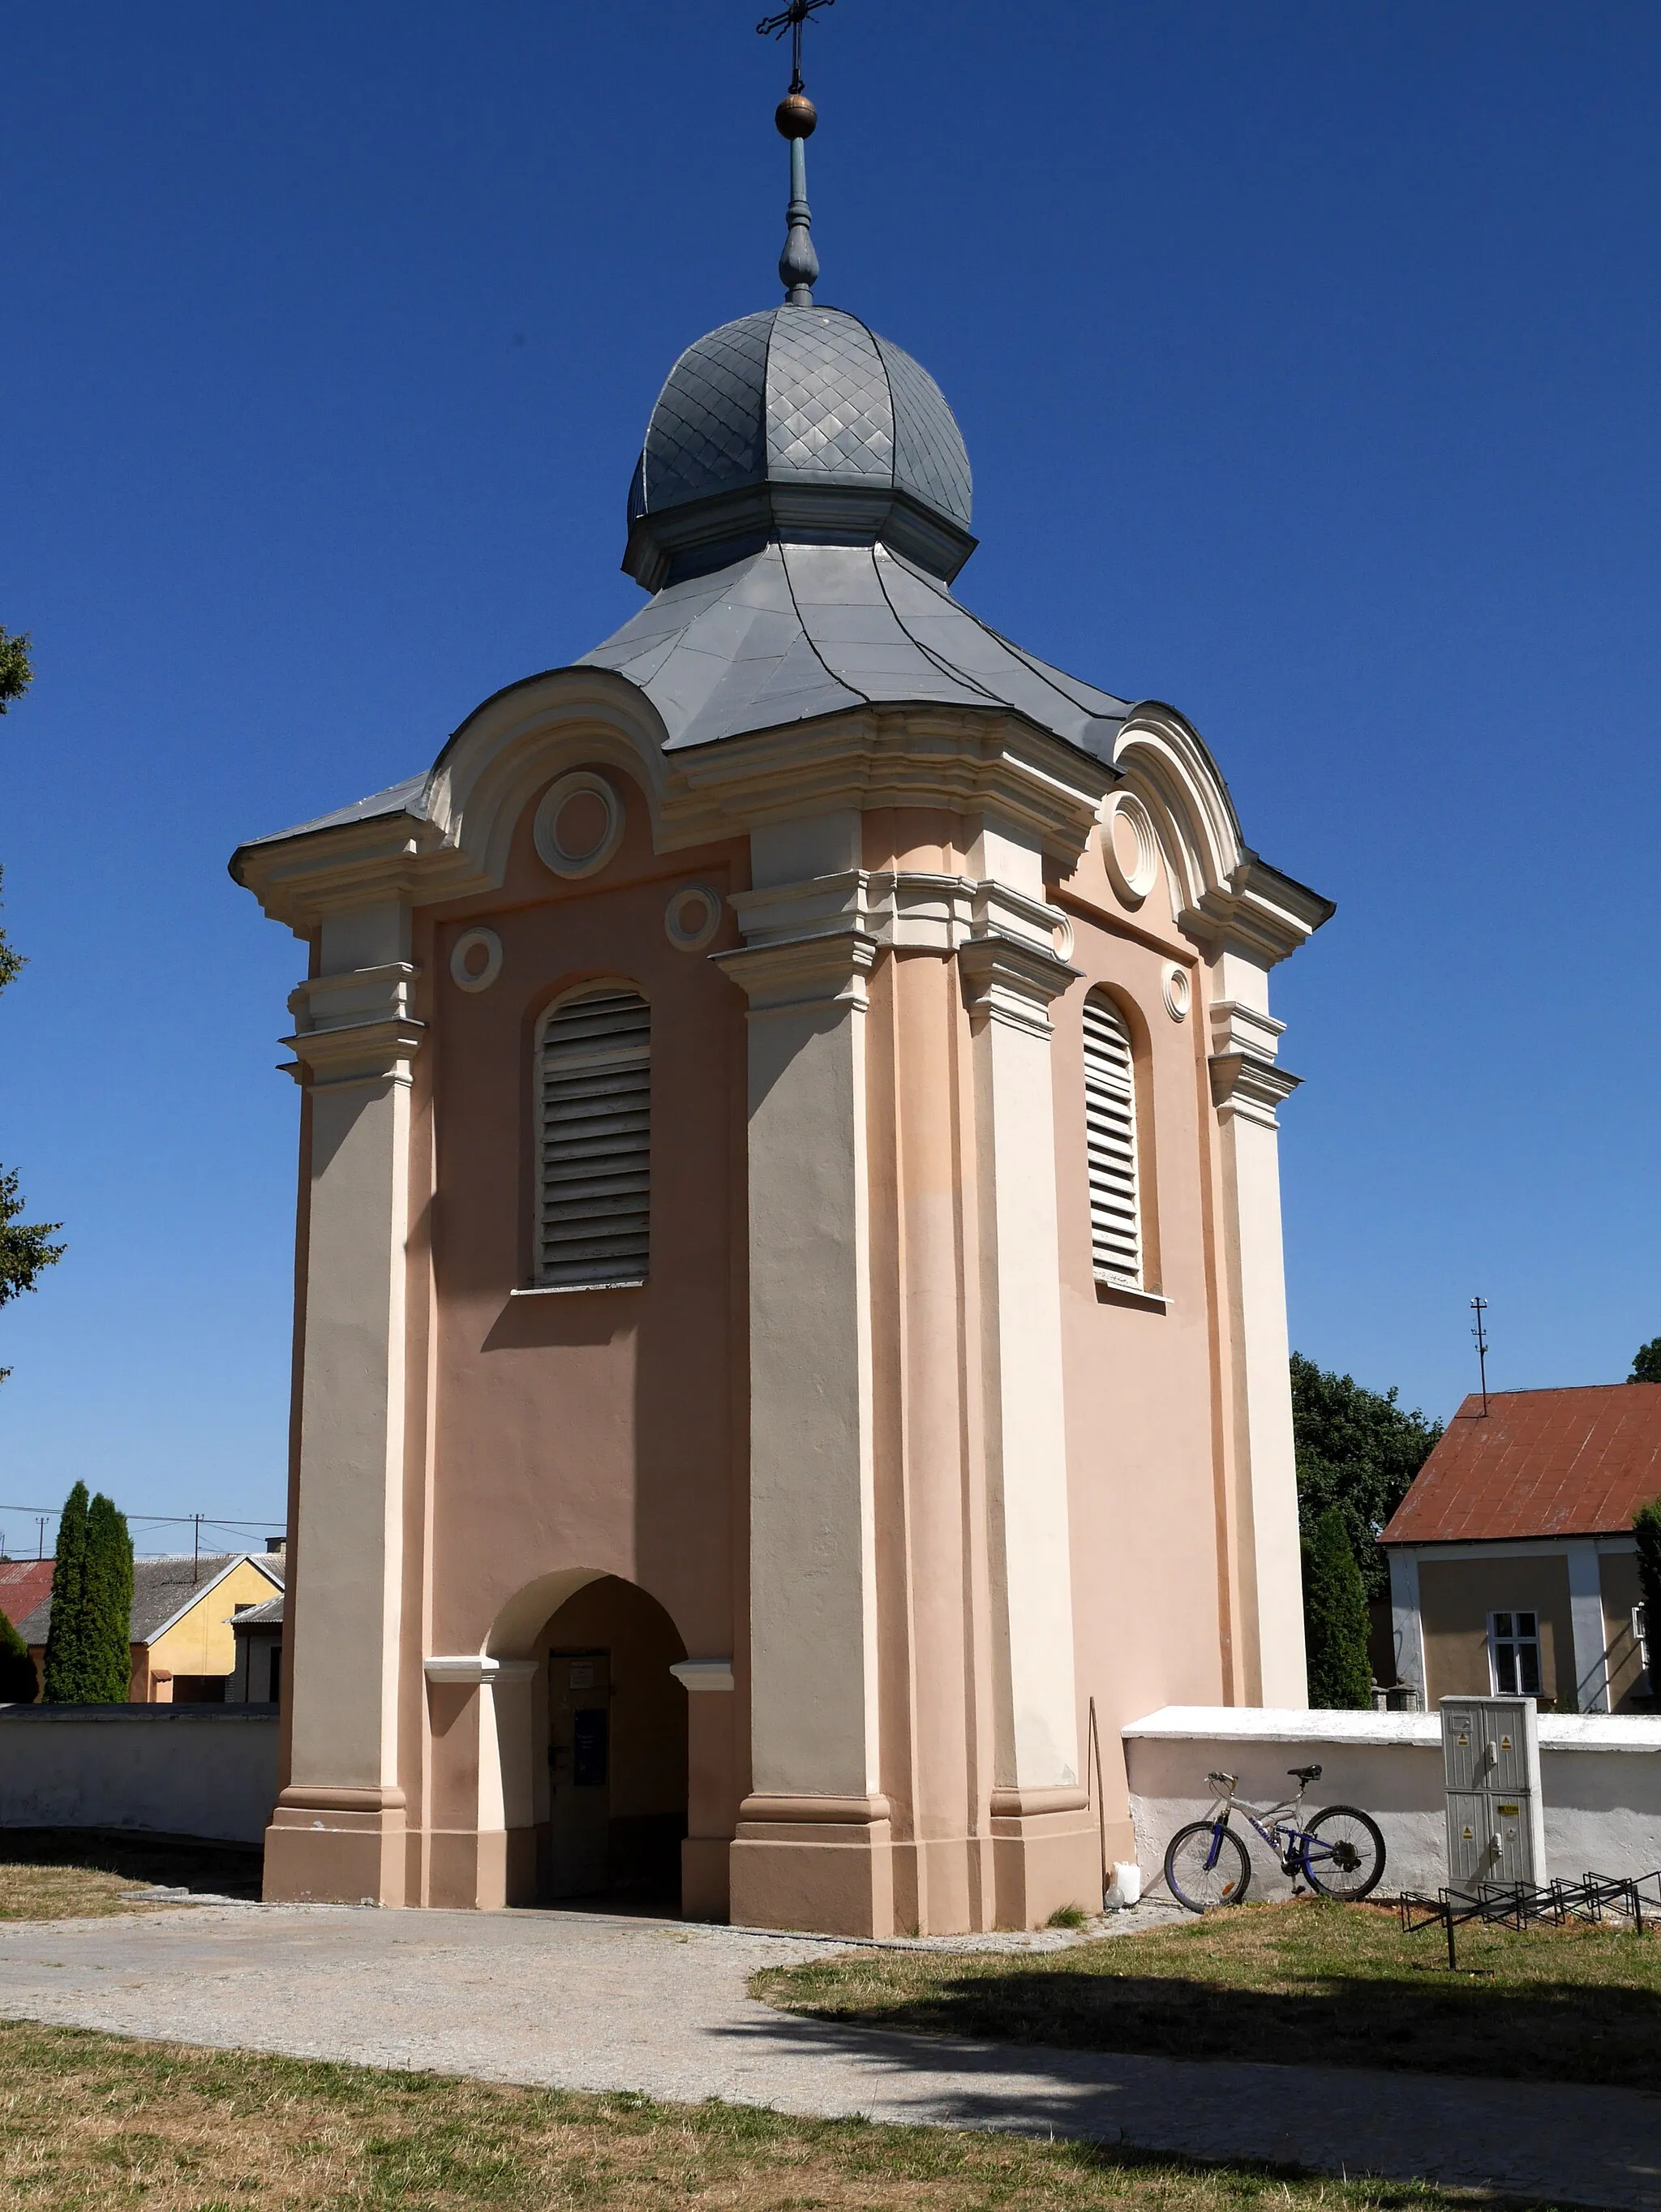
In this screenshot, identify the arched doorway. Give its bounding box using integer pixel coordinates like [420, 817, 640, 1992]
[537, 1576, 688, 1906]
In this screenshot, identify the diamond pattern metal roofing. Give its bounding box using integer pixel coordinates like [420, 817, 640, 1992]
[631, 305, 972, 530]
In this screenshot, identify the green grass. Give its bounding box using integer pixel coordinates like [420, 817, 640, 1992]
[0, 1829, 262, 1919]
[0, 2018, 1569, 2209]
[751, 1896, 1661, 2091]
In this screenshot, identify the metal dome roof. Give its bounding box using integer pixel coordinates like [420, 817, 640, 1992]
[623, 305, 976, 593]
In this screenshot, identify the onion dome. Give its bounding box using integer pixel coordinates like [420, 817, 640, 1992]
[624, 305, 976, 594]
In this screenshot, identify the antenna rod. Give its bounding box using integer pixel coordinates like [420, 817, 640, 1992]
[1470, 1295, 1490, 1417]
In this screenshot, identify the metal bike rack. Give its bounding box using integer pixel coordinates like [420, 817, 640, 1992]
[1398, 1869, 1661, 1970]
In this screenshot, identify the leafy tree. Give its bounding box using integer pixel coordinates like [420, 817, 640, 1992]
[1629, 1339, 1661, 1385]
[1290, 1353, 1442, 1604]
[84, 1492, 135, 1703]
[1634, 1500, 1661, 1697]
[0, 1608, 38, 1703]
[1303, 1506, 1374, 1709]
[0, 628, 64, 1381]
[0, 626, 29, 713]
[43, 1481, 92, 1702]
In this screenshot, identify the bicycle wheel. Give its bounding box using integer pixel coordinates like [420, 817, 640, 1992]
[1300, 1805, 1386, 1901]
[1164, 1821, 1252, 1912]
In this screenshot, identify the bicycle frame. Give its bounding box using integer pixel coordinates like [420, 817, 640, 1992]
[1198, 1771, 1345, 1880]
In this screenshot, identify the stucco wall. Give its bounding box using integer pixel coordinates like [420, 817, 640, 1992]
[1420, 1554, 1574, 1707]
[1054, 874, 1230, 1855]
[423, 774, 749, 1677]
[1125, 1706, 1661, 1897]
[0, 1707, 280, 1844]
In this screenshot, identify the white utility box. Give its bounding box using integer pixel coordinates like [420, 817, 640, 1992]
[1441, 1694, 1547, 1888]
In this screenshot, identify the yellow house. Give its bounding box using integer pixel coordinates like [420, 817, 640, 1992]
[19, 1553, 285, 1703]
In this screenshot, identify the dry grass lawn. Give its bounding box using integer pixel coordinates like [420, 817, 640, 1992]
[0, 1832, 261, 1921]
[752, 1897, 1661, 2091]
[0, 2019, 1560, 2210]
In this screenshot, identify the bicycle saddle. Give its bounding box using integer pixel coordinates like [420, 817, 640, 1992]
[1288, 1764, 1323, 1785]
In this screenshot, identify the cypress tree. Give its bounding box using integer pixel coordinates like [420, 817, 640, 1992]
[1303, 1506, 1374, 1710]
[0, 1606, 37, 1703]
[1634, 1498, 1661, 1701]
[84, 1493, 135, 1703]
[42, 1480, 91, 1702]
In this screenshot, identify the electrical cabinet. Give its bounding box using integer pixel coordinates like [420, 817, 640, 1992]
[1441, 1694, 1546, 1888]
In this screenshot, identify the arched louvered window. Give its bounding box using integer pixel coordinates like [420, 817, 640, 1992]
[1083, 990, 1142, 1291]
[535, 987, 650, 1288]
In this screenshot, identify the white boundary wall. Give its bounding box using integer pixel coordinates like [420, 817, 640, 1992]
[0, 1707, 279, 1845]
[1125, 1707, 1661, 1896]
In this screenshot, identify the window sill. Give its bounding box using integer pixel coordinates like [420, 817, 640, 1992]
[1094, 1278, 1168, 1313]
[512, 1280, 647, 1299]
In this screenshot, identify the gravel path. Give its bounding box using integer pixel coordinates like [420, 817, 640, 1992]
[0, 1902, 1654, 2209]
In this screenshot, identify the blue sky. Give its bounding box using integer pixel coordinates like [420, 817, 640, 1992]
[2, 2, 1658, 1546]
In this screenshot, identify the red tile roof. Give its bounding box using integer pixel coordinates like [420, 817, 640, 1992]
[0, 1559, 56, 1631]
[1382, 1385, 1661, 1546]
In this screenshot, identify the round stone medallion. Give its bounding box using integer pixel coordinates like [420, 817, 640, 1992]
[664, 884, 723, 952]
[450, 927, 503, 995]
[534, 771, 625, 880]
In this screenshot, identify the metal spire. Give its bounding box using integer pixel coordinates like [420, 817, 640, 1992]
[758, 1, 835, 304]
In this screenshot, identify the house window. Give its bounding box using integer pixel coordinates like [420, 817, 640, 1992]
[1634, 1605, 1650, 1690]
[1488, 1610, 1542, 1697]
[1083, 990, 1142, 1289]
[535, 987, 651, 1288]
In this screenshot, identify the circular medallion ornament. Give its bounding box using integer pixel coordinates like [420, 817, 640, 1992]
[664, 884, 723, 952]
[1162, 963, 1192, 1023]
[450, 927, 503, 995]
[534, 771, 625, 880]
[1102, 793, 1161, 908]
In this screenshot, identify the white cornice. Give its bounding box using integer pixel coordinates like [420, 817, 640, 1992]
[1113, 706, 1334, 969]
[232, 685, 1116, 937]
[663, 705, 1114, 861]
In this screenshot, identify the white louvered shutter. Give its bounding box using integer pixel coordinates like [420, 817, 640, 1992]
[1083, 992, 1142, 1289]
[536, 989, 650, 1287]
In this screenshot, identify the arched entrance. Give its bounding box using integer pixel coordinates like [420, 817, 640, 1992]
[535, 1576, 688, 1906]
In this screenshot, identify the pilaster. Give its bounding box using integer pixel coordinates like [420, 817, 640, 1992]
[1566, 1542, 1611, 1713]
[717, 827, 890, 1935]
[1207, 974, 1308, 1708]
[422, 1656, 539, 1909]
[959, 822, 1096, 1924]
[264, 900, 424, 1907]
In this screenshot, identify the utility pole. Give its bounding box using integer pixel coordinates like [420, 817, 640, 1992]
[1470, 1295, 1490, 1416]
[192, 1514, 202, 1586]
[36, 1516, 46, 1561]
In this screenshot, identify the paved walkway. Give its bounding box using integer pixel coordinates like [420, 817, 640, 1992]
[0, 1904, 1654, 2209]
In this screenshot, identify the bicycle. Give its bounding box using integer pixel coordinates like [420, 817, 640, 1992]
[1162, 1765, 1387, 1912]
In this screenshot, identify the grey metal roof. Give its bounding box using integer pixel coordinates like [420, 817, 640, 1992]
[14, 1553, 285, 1649]
[231, 1593, 285, 1630]
[582, 539, 1131, 759]
[624, 307, 976, 591]
[634, 307, 971, 526]
[234, 544, 1131, 857]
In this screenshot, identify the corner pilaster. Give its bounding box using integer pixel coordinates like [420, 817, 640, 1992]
[264, 900, 425, 1907]
[1207, 981, 1308, 1707]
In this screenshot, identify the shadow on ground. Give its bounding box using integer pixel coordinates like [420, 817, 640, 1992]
[715, 2001, 1647, 2210]
[754, 1952, 1661, 2091]
[0, 1828, 263, 1899]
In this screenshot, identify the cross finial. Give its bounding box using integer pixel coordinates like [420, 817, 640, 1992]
[757, 2, 836, 304]
[757, 0, 835, 96]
